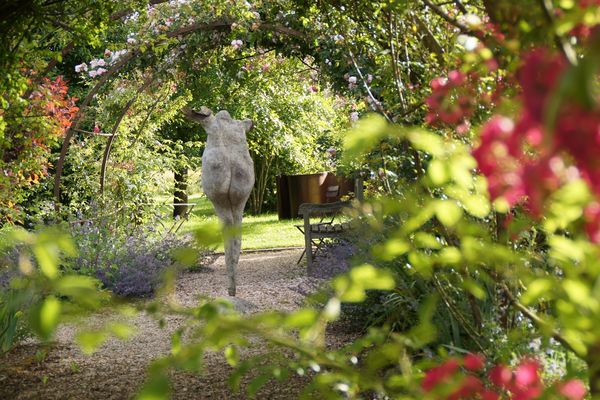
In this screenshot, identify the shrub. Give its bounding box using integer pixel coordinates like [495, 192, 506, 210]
[68, 212, 209, 298]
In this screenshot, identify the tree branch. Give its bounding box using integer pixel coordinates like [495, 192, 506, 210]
[501, 283, 581, 356]
[421, 0, 471, 33]
[539, 0, 578, 66]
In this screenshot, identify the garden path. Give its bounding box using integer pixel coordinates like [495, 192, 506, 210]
[0, 249, 356, 399]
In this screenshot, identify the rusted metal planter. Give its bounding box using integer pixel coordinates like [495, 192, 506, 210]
[277, 172, 353, 219]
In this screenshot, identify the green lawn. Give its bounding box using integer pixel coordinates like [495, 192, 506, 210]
[177, 193, 304, 251]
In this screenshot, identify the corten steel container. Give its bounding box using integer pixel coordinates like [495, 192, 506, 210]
[276, 175, 291, 220]
[278, 172, 353, 219]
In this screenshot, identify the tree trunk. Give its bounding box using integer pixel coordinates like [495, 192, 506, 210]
[173, 166, 188, 219]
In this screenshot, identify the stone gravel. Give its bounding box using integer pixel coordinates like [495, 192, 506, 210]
[0, 249, 356, 400]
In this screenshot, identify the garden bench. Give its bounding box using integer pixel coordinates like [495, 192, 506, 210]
[297, 200, 353, 272]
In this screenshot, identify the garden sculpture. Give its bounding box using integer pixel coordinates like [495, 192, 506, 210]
[184, 106, 254, 296]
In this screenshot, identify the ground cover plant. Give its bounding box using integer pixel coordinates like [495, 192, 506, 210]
[4, 0, 600, 399]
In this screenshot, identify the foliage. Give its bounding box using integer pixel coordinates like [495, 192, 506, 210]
[181, 51, 349, 213]
[68, 213, 192, 297]
[0, 226, 112, 353]
[0, 76, 78, 222]
[0, 0, 142, 222]
[7, 1, 600, 399]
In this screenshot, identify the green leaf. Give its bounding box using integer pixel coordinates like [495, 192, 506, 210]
[31, 296, 61, 340]
[434, 200, 463, 227]
[549, 236, 585, 263]
[172, 247, 198, 266]
[521, 278, 554, 305]
[462, 194, 491, 218]
[413, 232, 442, 249]
[408, 251, 433, 277]
[563, 279, 593, 308]
[373, 238, 410, 261]
[436, 247, 462, 265]
[33, 243, 58, 279]
[109, 322, 135, 340]
[247, 374, 270, 398]
[349, 264, 395, 291]
[463, 279, 486, 300]
[342, 114, 389, 163]
[193, 221, 223, 247]
[55, 276, 101, 307]
[224, 346, 239, 367]
[284, 309, 319, 328]
[428, 159, 448, 186]
[136, 374, 170, 400]
[76, 331, 108, 355]
[333, 275, 367, 302]
[333, 264, 394, 302]
[408, 130, 444, 157]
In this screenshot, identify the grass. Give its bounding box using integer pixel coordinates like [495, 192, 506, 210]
[176, 193, 305, 251]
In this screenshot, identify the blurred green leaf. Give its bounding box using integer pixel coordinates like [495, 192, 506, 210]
[342, 114, 389, 164]
[522, 278, 555, 305]
[247, 374, 270, 398]
[373, 238, 410, 261]
[428, 159, 448, 186]
[76, 331, 108, 355]
[434, 200, 463, 227]
[285, 309, 319, 328]
[224, 345, 239, 367]
[136, 373, 170, 400]
[193, 221, 223, 247]
[349, 264, 395, 291]
[32, 243, 58, 279]
[30, 296, 61, 340]
[463, 279, 486, 300]
[408, 130, 444, 157]
[109, 322, 135, 340]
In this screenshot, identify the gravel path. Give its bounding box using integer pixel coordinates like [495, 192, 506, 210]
[0, 249, 357, 399]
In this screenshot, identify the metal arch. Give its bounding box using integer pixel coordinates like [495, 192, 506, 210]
[53, 50, 138, 208]
[99, 76, 155, 194]
[52, 19, 310, 207]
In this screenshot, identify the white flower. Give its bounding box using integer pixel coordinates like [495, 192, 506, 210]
[125, 11, 139, 22]
[111, 49, 128, 63]
[367, 74, 373, 83]
[96, 68, 107, 76]
[333, 34, 344, 42]
[231, 39, 243, 49]
[457, 34, 479, 51]
[88, 70, 98, 78]
[350, 112, 359, 122]
[74, 63, 88, 73]
[127, 37, 137, 45]
[460, 13, 482, 29]
[348, 76, 357, 84]
[90, 58, 106, 68]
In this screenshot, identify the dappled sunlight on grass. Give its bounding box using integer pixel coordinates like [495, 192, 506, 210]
[180, 193, 304, 250]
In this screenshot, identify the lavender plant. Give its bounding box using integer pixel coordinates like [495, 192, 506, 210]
[68, 212, 207, 298]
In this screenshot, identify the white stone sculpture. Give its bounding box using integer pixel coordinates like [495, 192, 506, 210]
[184, 106, 254, 296]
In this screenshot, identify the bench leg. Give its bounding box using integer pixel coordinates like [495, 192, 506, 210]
[297, 249, 306, 264]
[304, 227, 313, 275]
